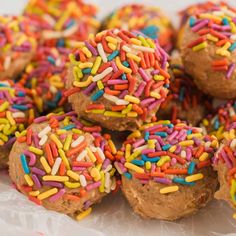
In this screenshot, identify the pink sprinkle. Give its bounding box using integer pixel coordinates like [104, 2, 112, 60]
[192, 19, 209, 32]
[132, 138, 145, 148]
[49, 189, 66, 202]
[86, 181, 101, 191]
[226, 63, 235, 79]
[24, 150, 36, 166]
[138, 68, 150, 82]
[134, 81, 146, 97]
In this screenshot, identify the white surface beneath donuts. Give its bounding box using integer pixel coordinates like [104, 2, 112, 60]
[1, 1, 236, 236]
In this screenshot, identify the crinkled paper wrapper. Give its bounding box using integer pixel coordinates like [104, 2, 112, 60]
[0, 170, 236, 236]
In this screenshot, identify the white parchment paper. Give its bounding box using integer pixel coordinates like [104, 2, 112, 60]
[1, 0, 236, 235]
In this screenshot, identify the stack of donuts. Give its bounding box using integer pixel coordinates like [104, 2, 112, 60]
[1, 0, 236, 222]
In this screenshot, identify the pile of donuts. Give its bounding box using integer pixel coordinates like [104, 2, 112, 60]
[1, 0, 236, 221]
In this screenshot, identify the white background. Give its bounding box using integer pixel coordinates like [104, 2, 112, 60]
[1, 1, 236, 236]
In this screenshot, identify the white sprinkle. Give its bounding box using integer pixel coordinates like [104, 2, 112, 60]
[38, 125, 51, 138]
[222, 7, 236, 18]
[50, 85, 57, 94]
[114, 162, 123, 175]
[71, 136, 85, 148]
[76, 150, 87, 161]
[79, 174, 87, 187]
[39, 135, 48, 146]
[113, 29, 120, 34]
[43, 30, 62, 40]
[110, 179, 116, 191]
[212, 11, 224, 16]
[132, 45, 155, 53]
[43, 14, 56, 27]
[205, 141, 212, 148]
[105, 172, 111, 192]
[97, 147, 106, 161]
[97, 43, 108, 63]
[62, 23, 78, 37]
[55, 58, 61, 67]
[229, 107, 236, 117]
[4, 56, 11, 70]
[180, 150, 186, 158]
[230, 139, 236, 150]
[116, 99, 129, 106]
[51, 157, 62, 175]
[103, 93, 118, 103]
[122, 45, 132, 53]
[12, 112, 25, 118]
[104, 164, 112, 173]
[230, 35, 236, 41]
[134, 144, 148, 153]
[92, 67, 113, 82]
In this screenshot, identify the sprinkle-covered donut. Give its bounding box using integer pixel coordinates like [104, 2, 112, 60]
[66, 29, 170, 131]
[9, 112, 118, 220]
[115, 120, 218, 220]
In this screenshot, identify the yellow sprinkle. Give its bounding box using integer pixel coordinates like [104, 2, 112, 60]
[125, 144, 131, 159]
[160, 186, 179, 194]
[127, 130, 141, 139]
[73, 76, 92, 88]
[146, 38, 155, 48]
[130, 38, 142, 45]
[148, 140, 155, 149]
[69, 54, 80, 66]
[150, 92, 161, 99]
[192, 42, 208, 51]
[29, 190, 40, 197]
[0, 101, 9, 112]
[104, 111, 125, 118]
[0, 118, 9, 124]
[91, 56, 102, 75]
[99, 171, 105, 192]
[230, 22, 236, 33]
[37, 188, 58, 200]
[82, 47, 92, 58]
[0, 133, 8, 142]
[124, 95, 140, 104]
[126, 53, 141, 62]
[76, 208, 92, 221]
[6, 111, 15, 126]
[79, 62, 93, 69]
[97, 80, 104, 90]
[169, 145, 177, 153]
[106, 36, 118, 44]
[42, 175, 69, 182]
[145, 161, 151, 170]
[63, 134, 72, 152]
[90, 167, 101, 181]
[187, 133, 202, 139]
[233, 213, 236, 219]
[50, 134, 63, 149]
[108, 43, 116, 50]
[122, 104, 132, 115]
[87, 109, 105, 114]
[86, 147, 96, 162]
[73, 66, 83, 81]
[185, 173, 204, 182]
[206, 34, 219, 42]
[72, 128, 83, 135]
[29, 146, 43, 155]
[56, 129, 67, 135]
[64, 181, 80, 188]
[66, 170, 80, 181]
[211, 139, 219, 148]
[200, 13, 221, 22]
[157, 156, 171, 167]
[58, 149, 71, 170]
[138, 35, 149, 47]
[40, 156, 51, 174]
[127, 111, 138, 118]
[199, 152, 209, 161]
[154, 75, 165, 81]
[24, 174, 34, 186]
[179, 140, 194, 146]
[126, 150, 141, 162]
[115, 56, 132, 74]
[108, 140, 117, 154]
[124, 162, 144, 173]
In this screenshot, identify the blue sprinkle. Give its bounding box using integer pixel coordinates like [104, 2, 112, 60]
[179, 87, 185, 102]
[188, 162, 196, 175]
[164, 124, 174, 128]
[20, 154, 30, 174]
[107, 50, 119, 61]
[162, 144, 171, 151]
[214, 118, 220, 130]
[122, 61, 130, 67]
[66, 19, 75, 29]
[62, 124, 76, 130]
[229, 42, 236, 52]
[173, 177, 195, 186]
[12, 104, 28, 111]
[141, 25, 159, 39]
[82, 68, 92, 74]
[189, 17, 196, 27]
[47, 56, 55, 65]
[53, 91, 62, 102]
[46, 101, 57, 108]
[142, 154, 160, 163]
[122, 74, 127, 80]
[131, 159, 145, 166]
[222, 18, 229, 25]
[164, 84, 170, 88]
[155, 132, 167, 138]
[187, 130, 192, 135]
[57, 39, 65, 47]
[91, 90, 104, 101]
[124, 172, 132, 179]
[144, 131, 150, 141]
[17, 91, 26, 97]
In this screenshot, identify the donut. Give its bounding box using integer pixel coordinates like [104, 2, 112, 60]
[9, 112, 118, 220]
[18, 46, 70, 114]
[157, 55, 212, 126]
[200, 101, 236, 141]
[115, 121, 219, 220]
[66, 29, 170, 131]
[23, 0, 100, 47]
[0, 80, 35, 168]
[180, 2, 236, 99]
[102, 4, 175, 53]
[0, 16, 37, 80]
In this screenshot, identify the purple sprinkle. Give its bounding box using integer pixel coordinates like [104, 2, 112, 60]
[85, 41, 98, 56]
[134, 81, 146, 98]
[23, 150, 36, 166]
[226, 63, 235, 79]
[31, 167, 46, 176]
[42, 181, 64, 188]
[31, 174, 42, 189]
[49, 189, 66, 202]
[118, 90, 128, 99]
[86, 181, 101, 191]
[83, 82, 96, 95]
[153, 177, 172, 184]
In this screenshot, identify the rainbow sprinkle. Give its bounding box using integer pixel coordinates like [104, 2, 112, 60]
[10, 112, 117, 219]
[66, 29, 170, 131]
[103, 4, 175, 53]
